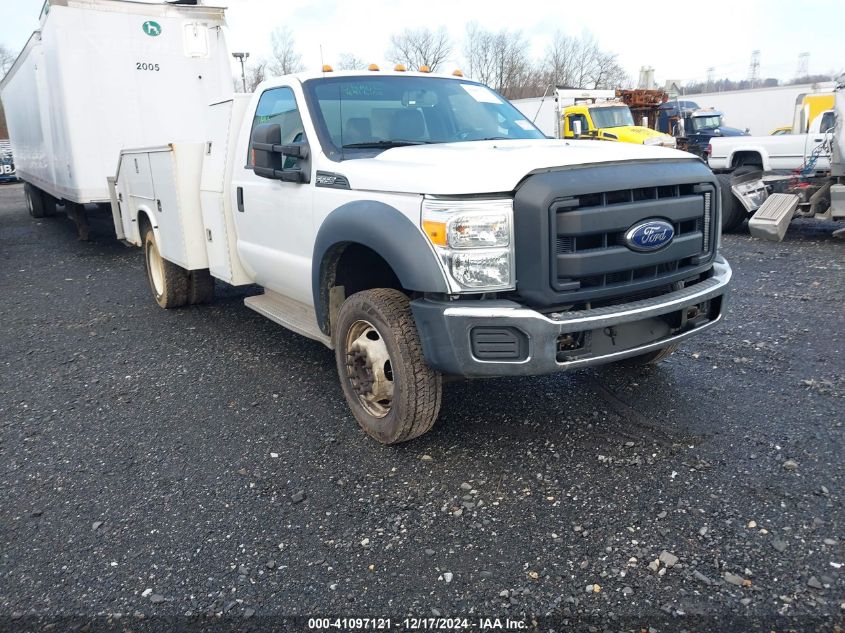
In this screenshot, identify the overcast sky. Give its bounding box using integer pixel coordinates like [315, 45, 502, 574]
[3, 0, 843, 87]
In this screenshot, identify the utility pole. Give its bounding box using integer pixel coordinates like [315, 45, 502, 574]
[706, 67, 714, 92]
[796, 52, 809, 80]
[747, 50, 760, 88]
[232, 51, 249, 92]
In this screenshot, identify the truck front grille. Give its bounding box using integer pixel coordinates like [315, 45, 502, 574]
[550, 184, 714, 299]
[511, 160, 720, 309]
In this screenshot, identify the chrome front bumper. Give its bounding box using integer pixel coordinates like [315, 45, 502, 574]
[411, 257, 732, 377]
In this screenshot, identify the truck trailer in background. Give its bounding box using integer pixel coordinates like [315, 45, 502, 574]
[681, 82, 836, 136]
[0, 0, 232, 237]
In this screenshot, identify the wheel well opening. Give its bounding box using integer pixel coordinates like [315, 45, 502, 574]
[335, 243, 402, 297]
[138, 210, 152, 235]
[732, 151, 763, 169]
[320, 242, 404, 335]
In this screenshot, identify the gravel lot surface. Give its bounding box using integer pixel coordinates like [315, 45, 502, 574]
[1, 182, 843, 632]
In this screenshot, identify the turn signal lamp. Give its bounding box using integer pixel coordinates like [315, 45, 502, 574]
[452, 69, 464, 77]
[368, 63, 379, 71]
[419, 65, 431, 73]
[394, 63, 407, 72]
[322, 64, 333, 72]
[423, 220, 448, 247]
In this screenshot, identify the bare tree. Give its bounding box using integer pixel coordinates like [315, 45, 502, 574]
[233, 60, 266, 93]
[461, 24, 537, 99]
[387, 27, 451, 72]
[463, 22, 496, 86]
[267, 27, 305, 77]
[337, 53, 366, 71]
[543, 31, 579, 88]
[540, 31, 628, 91]
[0, 43, 16, 77]
[588, 51, 629, 89]
[246, 61, 267, 92]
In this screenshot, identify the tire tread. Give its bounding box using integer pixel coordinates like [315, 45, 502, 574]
[336, 288, 441, 444]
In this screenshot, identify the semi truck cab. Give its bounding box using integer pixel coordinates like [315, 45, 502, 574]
[112, 70, 731, 444]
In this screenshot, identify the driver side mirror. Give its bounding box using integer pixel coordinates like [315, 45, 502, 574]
[251, 123, 311, 183]
[572, 119, 582, 138]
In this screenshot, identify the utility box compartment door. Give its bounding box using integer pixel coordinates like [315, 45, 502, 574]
[115, 143, 209, 270]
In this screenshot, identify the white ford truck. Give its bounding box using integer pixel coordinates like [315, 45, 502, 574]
[708, 109, 835, 176]
[112, 70, 732, 443]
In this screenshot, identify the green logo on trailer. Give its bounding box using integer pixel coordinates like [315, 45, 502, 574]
[142, 21, 162, 37]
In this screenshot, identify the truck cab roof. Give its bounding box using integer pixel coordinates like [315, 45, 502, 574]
[257, 69, 470, 88]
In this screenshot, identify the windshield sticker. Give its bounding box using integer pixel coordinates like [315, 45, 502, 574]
[342, 84, 385, 98]
[460, 84, 502, 104]
[515, 119, 534, 131]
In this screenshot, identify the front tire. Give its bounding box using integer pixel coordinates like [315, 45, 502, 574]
[334, 288, 442, 444]
[143, 226, 189, 308]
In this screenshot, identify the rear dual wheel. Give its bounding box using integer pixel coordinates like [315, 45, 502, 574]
[24, 183, 46, 218]
[24, 183, 59, 218]
[142, 225, 214, 308]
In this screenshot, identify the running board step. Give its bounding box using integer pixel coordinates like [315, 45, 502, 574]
[244, 291, 333, 349]
[748, 193, 799, 242]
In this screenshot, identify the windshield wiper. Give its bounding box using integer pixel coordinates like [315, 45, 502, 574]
[341, 140, 433, 149]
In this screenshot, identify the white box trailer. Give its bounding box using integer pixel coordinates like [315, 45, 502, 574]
[0, 0, 232, 227]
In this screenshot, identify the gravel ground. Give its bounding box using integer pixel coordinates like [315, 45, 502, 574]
[0, 182, 843, 632]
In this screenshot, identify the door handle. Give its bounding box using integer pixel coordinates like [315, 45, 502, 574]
[237, 186, 244, 212]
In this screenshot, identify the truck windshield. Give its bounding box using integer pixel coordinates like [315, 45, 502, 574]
[691, 115, 722, 131]
[588, 105, 635, 129]
[303, 75, 544, 158]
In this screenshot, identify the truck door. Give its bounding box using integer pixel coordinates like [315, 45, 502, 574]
[805, 110, 834, 172]
[230, 85, 314, 304]
[565, 113, 589, 138]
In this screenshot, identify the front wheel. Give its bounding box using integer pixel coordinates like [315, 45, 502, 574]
[334, 288, 442, 444]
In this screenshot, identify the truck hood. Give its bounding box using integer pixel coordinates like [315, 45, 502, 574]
[335, 139, 696, 195]
[696, 126, 747, 137]
[603, 126, 672, 144]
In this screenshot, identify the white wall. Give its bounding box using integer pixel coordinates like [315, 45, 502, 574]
[684, 82, 835, 136]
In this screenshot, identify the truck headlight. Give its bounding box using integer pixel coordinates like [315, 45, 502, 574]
[422, 198, 514, 292]
[644, 136, 676, 148]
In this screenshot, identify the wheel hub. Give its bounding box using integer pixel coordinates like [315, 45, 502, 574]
[345, 320, 394, 418]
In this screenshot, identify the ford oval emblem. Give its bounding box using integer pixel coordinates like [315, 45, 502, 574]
[624, 219, 674, 252]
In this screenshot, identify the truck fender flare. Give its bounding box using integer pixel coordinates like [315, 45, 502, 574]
[312, 200, 448, 334]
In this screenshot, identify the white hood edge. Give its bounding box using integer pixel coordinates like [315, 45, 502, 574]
[333, 139, 700, 196]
